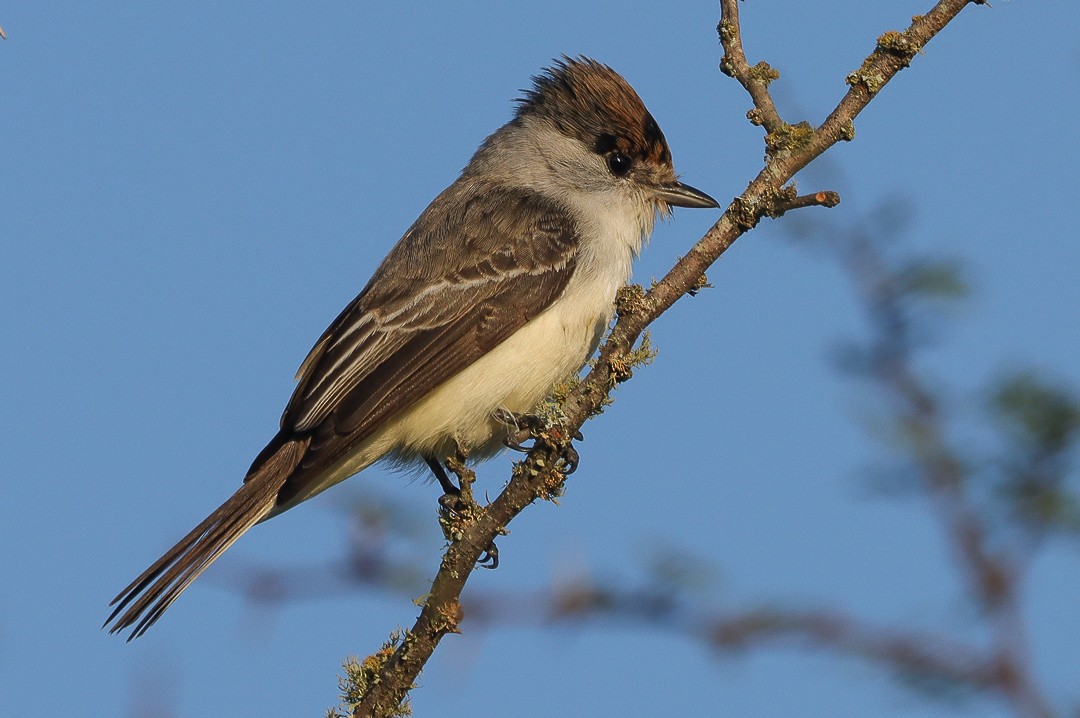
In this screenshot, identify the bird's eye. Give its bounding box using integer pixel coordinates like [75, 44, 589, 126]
[607, 153, 633, 177]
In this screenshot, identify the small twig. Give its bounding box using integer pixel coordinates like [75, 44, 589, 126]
[443, 453, 476, 503]
[769, 189, 841, 218]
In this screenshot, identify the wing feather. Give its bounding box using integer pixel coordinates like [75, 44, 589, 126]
[274, 184, 579, 488]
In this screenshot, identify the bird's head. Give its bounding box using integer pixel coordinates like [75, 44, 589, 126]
[513, 56, 719, 216]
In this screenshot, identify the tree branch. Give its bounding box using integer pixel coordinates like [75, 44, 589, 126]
[352, 1, 989, 714]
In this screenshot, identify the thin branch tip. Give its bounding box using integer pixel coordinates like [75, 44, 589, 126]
[768, 190, 841, 219]
[717, 0, 785, 132]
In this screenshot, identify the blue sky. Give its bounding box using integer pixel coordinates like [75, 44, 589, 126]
[2, 2, 1079, 717]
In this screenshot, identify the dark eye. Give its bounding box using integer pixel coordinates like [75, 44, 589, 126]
[607, 153, 633, 177]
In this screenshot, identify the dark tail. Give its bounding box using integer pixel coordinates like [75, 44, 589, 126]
[105, 438, 309, 640]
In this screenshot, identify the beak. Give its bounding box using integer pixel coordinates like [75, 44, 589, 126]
[655, 181, 720, 209]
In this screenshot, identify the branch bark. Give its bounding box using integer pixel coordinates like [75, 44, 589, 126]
[352, 1, 989, 714]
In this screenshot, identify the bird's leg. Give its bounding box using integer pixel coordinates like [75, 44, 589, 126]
[425, 456, 460, 496]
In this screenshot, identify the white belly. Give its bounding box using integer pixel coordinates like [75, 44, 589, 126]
[297, 279, 615, 504]
[387, 277, 614, 458]
[294, 190, 647, 504]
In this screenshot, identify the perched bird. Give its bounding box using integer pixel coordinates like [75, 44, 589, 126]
[107, 56, 718, 638]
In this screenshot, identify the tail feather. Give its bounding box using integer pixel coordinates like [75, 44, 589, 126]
[106, 438, 308, 640]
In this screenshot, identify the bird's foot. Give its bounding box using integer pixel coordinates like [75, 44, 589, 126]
[493, 409, 548, 451]
[493, 409, 583, 476]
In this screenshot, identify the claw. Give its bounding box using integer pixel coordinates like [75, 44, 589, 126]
[438, 492, 463, 518]
[494, 408, 546, 433]
[496, 409, 537, 452]
[503, 436, 531, 453]
[477, 541, 500, 569]
[494, 409, 583, 476]
[561, 444, 580, 475]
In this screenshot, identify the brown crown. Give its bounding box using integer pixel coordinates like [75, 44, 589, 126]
[515, 56, 673, 169]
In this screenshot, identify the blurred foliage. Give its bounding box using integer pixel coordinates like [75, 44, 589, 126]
[992, 373, 1080, 456]
[990, 372, 1080, 535]
[893, 258, 968, 302]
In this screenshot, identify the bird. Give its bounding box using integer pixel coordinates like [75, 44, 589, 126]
[106, 56, 718, 639]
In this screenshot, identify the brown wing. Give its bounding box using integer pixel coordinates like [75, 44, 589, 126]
[264, 183, 579, 503]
